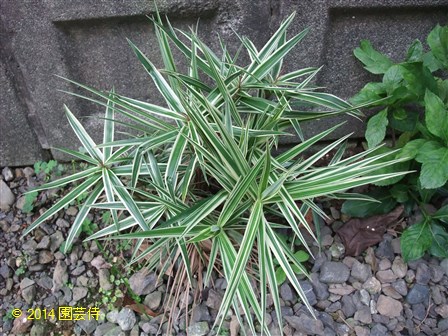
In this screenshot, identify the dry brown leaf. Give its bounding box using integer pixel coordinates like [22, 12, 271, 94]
[337, 206, 404, 256]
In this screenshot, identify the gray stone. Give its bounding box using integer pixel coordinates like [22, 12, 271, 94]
[82, 251, 94, 262]
[36, 275, 53, 290]
[0, 264, 12, 279]
[128, 270, 157, 296]
[52, 260, 68, 293]
[56, 218, 70, 228]
[117, 308, 136, 331]
[310, 273, 329, 300]
[186, 322, 210, 336]
[319, 262, 350, 284]
[362, 277, 381, 295]
[71, 265, 86, 276]
[94, 322, 116, 336]
[205, 288, 223, 310]
[391, 257, 407, 278]
[351, 260, 371, 283]
[354, 306, 372, 324]
[0, 180, 15, 211]
[22, 284, 36, 304]
[20, 277, 35, 289]
[285, 314, 324, 335]
[329, 242, 345, 259]
[412, 303, 426, 321]
[370, 323, 388, 336]
[38, 250, 54, 264]
[144, 291, 162, 311]
[72, 286, 88, 302]
[392, 279, 408, 296]
[2, 167, 14, 181]
[432, 286, 444, 305]
[106, 310, 119, 323]
[341, 295, 356, 318]
[280, 283, 294, 302]
[439, 319, 448, 333]
[299, 280, 317, 306]
[191, 304, 211, 323]
[103, 326, 125, 336]
[441, 259, 448, 276]
[30, 324, 46, 336]
[376, 240, 395, 261]
[376, 295, 403, 318]
[406, 283, 430, 305]
[77, 318, 97, 334]
[430, 265, 445, 283]
[50, 231, 64, 252]
[98, 268, 113, 291]
[381, 286, 402, 300]
[36, 236, 51, 250]
[415, 263, 431, 285]
[376, 270, 397, 283]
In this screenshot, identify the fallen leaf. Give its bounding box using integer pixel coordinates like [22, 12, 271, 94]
[337, 206, 404, 256]
[123, 294, 158, 317]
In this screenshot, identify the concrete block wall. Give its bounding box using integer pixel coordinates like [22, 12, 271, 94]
[1, 0, 447, 166]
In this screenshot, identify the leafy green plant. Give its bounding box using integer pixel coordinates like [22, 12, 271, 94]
[23, 11, 407, 333]
[34, 160, 64, 180]
[22, 191, 38, 214]
[346, 24, 448, 261]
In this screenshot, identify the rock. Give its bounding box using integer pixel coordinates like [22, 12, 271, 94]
[66, 206, 78, 216]
[36, 275, 53, 290]
[36, 236, 51, 250]
[370, 323, 388, 336]
[376, 270, 397, 283]
[0, 264, 11, 279]
[430, 265, 445, 283]
[49, 231, 64, 252]
[71, 265, 86, 276]
[381, 286, 402, 299]
[23, 167, 35, 178]
[72, 286, 88, 302]
[0, 180, 15, 211]
[415, 263, 431, 285]
[77, 318, 98, 334]
[280, 283, 294, 302]
[432, 286, 443, 305]
[106, 310, 119, 323]
[391, 257, 407, 278]
[144, 291, 162, 311]
[299, 280, 317, 305]
[38, 250, 54, 264]
[378, 258, 391, 270]
[376, 240, 395, 261]
[376, 295, 403, 318]
[362, 277, 381, 294]
[354, 326, 369, 336]
[52, 260, 68, 293]
[359, 289, 370, 306]
[440, 259, 448, 276]
[187, 322, 210, 336]
[319, 262, 350, 284]
[392, 279, 408, 296]
[436, 304, 448, 319]
[351, 260, 371, 282]
[22, 284, 36, 304]
[328, 284, 355, 295]
[412, 303, 426, 321]
[30, 323, 46, 336]
[354, 306, 372, 324]
[82, 251, 94, 262]
[285, 314, 324, 335]
[191, 304, 211, 323]
[11, 315, 33, 334]
[128, 270, 157, 296]
[341, 295, 356, 318]
[439, 319, 448, 333]
[117, 308, 136, 331]
[310, 273, 329, 300]
[55, 218, 70, 228]
[91, 255, 111, 270]
[20, 277, 35, 289]
[2, 167, 14, 181]
[16, 196, 26, 210]
[94, 322, 116, 336]
[98, 268, 113, 291]
[329, 242, 345, 259]
[205, 289, 223, 310]
[406, 283, 430, 305]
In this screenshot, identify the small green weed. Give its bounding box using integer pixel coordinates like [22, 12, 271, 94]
[22, 191, 38, 214]
[34, 160, 64, 180]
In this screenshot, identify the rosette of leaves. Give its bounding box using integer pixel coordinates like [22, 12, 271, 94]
[23, 12, 407, 334]
[345, 24, 448, 261]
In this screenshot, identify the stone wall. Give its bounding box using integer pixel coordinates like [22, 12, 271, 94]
[1, 0, 447, 166]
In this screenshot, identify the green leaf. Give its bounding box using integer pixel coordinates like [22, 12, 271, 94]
[354, 40, 393, 74]
[350, 82, 387, 106]
[425, 89, 448, 144]
[429, 223, 448, 258]
[341, 188, 397, 218]
[434, 205, 448, 223]
[427, 24, 448, 68]
[397, 139, 428, 160]
[389, 107, 418, 133]
[401, 221, 432, 262]
[406, 39, 423, 62]
[275, 267, 286, 285]
[390, 184, 409, 203]
[294, 250, 310, 263]
[415, 143, 448, 189]
[366, 108, 388, 148]
[368, 147, 409, 186]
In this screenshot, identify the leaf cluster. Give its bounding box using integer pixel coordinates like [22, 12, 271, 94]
[23, 11, 407, 333]
[347, 24, 448, 261]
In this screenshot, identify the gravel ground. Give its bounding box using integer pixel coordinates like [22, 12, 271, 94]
[1, 166, 448, 336]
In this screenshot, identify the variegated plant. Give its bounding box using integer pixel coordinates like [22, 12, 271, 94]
[24, 12, 408, 334]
